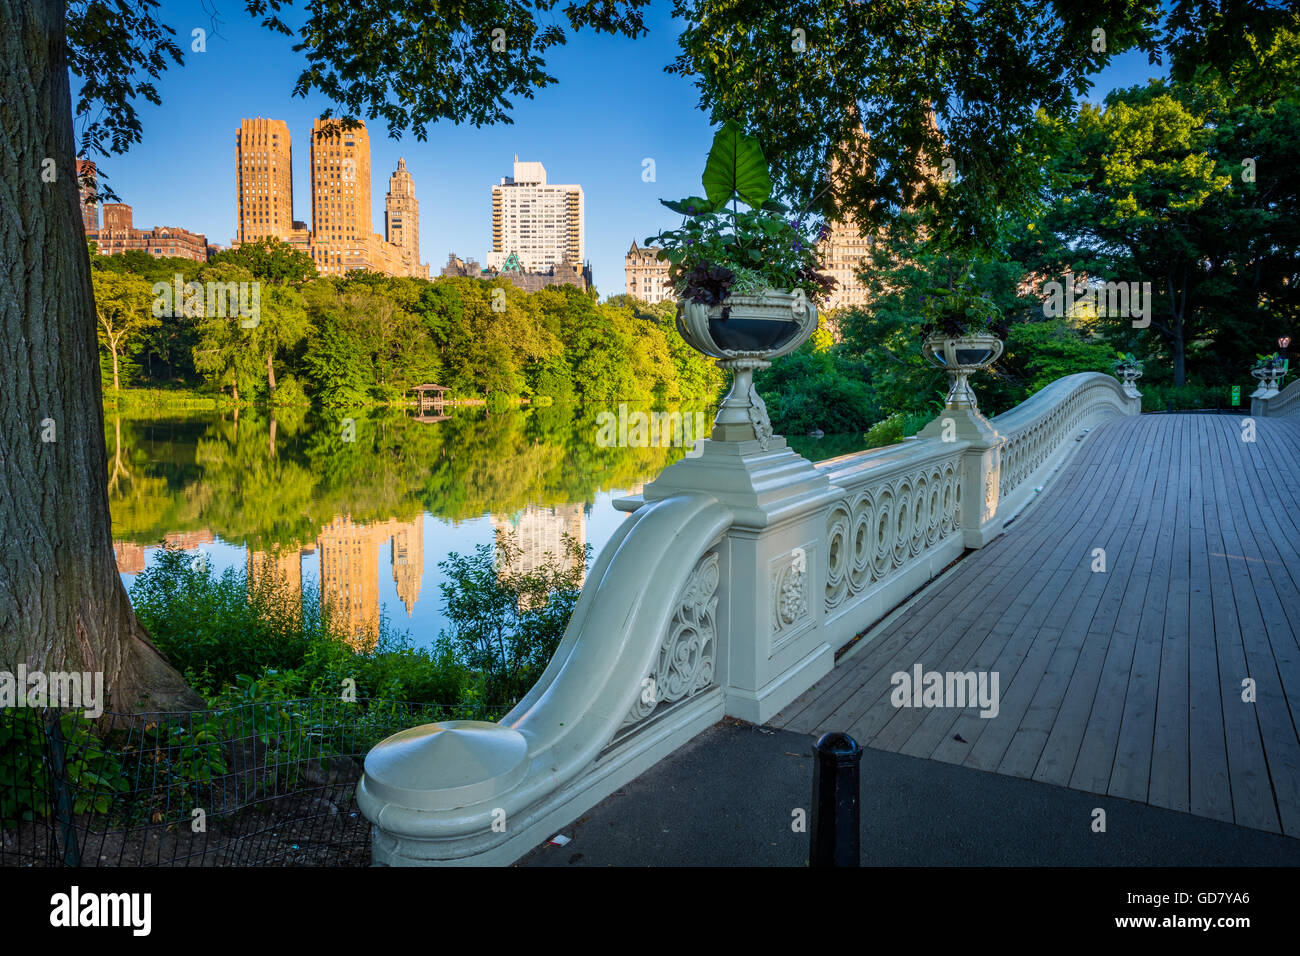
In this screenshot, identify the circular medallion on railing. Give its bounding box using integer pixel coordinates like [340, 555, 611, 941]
[825, 502, 851, 607]
[926, 467, 943, 545]
[873, 485, 895, 578]
[893, 478, 913, 565]
[945, 471, 957, 534]
[909, 478, 927, 556]
[850, 491, 874, 591]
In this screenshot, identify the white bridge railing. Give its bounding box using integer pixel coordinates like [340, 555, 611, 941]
[358, 371, 1139, 865]
[1253, 377, 1300, 418]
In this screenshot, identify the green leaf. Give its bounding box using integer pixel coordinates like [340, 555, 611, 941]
[660, 197, 715, 216]
[760, 200, 789, 213]
[702, 121, 772, 210]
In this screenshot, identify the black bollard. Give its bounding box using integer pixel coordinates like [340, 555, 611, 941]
[810, 731, 861, 867]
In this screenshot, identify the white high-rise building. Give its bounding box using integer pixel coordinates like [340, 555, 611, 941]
[488, 158, 584, 273]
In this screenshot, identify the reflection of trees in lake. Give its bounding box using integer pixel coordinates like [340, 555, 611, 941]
[105, 405, 699, 553]
[107, 405, 698, 639]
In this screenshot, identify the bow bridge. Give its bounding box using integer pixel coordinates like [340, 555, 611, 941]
[357, 373, 1300, 864]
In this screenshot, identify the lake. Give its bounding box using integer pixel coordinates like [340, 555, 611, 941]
[107, 403, 866, 649]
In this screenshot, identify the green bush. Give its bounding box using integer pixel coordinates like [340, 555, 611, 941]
[485, 391, 516, 413]
[864, 412, 905, 448]
[129, 550, 480, 706]
[0, 710, 128, 826]
[1139, 382, 1236, 412]
[758, 349, 878, 435]
[438, 529, 589, 703]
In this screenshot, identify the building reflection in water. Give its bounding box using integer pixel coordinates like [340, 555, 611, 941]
[490, 504, 587, 591]
[116, 517, 425, 653]
[314, 515, 424, 651]
[114, 503, 599, 650]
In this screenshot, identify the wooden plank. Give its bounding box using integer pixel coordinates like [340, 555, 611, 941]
[1148, 413, 1192, 813]
[1207, 416, 1300, 834]
[1107, 413, 1179, 803]
[1201, 416, 1280, 832]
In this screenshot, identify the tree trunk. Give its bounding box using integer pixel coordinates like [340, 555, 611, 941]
[0, 0, 202, 712]
[266, 350, 276, 398]
[111, 344, 120, 390]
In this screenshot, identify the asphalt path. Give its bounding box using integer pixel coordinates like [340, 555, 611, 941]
[517, 719, 1300, 867]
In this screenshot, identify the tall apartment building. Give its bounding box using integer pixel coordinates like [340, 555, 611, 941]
[624, 241, 674, 304]
[816, 131, 876, 314]
[309, 118, 372, 275]
[232, 118, 427, 278]
[386, 158, 422, 276]
[77, 158, 98, 232]
[235, 118, 294, 244]
[818, 220, 875, 313]
[488, 158, 583, 273]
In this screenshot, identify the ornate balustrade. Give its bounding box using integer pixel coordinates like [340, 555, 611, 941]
[358, 371, 1140, 866]
[818, 440, 969, 650]
[992, 373, 1137, 519]
[1252, 377, 1300, 417]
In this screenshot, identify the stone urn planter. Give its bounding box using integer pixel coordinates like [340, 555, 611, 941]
[1251, 363, 1283, 398]
[678, 290, 817, 448]
[1115, 364, 1143, 398]
[921, 330, 1004, 411]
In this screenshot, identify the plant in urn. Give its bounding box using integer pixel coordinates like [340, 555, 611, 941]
[1112, 352, 1144, 398]
[917, 276, 1007, 414]
[647, 122, 835, 449]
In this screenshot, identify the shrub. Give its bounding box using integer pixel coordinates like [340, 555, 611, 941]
[438, 529, 589, 703]
[863, 412, 905, 448]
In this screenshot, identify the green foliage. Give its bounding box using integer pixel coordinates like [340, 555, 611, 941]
[860, 411, 935, 450]
[130, 550, 317, 694]
[1140, 382, 1239, 411]
[209, 237, 315, 286]
[438, 529, 589, 703]
[756, 348, 877, 434]
[648, 123, 832, 305]
[94, 254, 722, 409]
[701, 120, 773, 210]
[0, 710, 126, 826]
[130, 548, 484, 707]
[863, 412, 906, 449]
[1001, 321, 1119, 395]
[485, 391, 516, 413]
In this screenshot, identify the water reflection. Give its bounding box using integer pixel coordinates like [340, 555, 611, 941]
[105, 405, 699, 646]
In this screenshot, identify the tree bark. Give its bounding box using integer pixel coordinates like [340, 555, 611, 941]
[266, 350, 276, 397]
[0, 0, 202, 712]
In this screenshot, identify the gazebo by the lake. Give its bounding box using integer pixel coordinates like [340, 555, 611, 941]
[409, 383, 450, 422]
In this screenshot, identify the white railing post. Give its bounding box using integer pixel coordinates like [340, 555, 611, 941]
[916, 405, 1006, 549]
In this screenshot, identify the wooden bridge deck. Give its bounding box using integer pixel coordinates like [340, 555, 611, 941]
[774, 414, 1300, 836]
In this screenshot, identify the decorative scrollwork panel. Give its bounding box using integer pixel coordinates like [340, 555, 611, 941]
[622, 550, 719, 727]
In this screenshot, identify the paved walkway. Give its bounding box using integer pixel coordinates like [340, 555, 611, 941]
[773, 414, 1300, 837]
[518, 721, 1300, 866]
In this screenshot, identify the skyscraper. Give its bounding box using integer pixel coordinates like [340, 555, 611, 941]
[233, 117, 427, 278]
[77, 158, 98, 232]
[309, 118, 372, 275]
[235, 118, 294, 244]
[488, 158, 583, 273]
[386, 158, 423, 277]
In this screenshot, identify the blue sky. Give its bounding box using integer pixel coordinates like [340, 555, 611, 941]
[78, 3, 1165, 300]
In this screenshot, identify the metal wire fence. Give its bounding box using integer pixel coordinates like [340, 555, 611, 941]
[0, 697, 510, 867]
